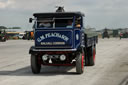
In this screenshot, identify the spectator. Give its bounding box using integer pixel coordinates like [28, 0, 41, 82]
[66, 20, 73, 28]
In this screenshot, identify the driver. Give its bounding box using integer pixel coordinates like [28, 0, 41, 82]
[39, 22, 51, 28]
[66, 20, 73, 28]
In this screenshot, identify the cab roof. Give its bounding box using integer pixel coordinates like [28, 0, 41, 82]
[33, 12, 85, 18]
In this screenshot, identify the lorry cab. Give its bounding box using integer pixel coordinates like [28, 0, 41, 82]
[29, 11, 97, 74]
[30, 12, 85, 51]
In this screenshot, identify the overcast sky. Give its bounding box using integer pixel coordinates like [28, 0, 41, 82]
[0, 0, 128, 31]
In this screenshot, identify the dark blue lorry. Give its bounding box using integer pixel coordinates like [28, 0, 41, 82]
[29, 11, 98, 74]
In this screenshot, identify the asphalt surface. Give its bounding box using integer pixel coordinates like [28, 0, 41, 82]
[0, 39, 128, 85]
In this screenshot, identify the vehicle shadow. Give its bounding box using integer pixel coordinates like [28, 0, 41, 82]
[0, 66, 78, 76]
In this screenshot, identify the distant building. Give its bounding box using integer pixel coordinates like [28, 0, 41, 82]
[86, 28, 96, 31]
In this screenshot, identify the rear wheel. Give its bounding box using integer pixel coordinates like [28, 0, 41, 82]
[84, 48, 89, 66]
[31, 54, 41, 74]
[88, 46, 95, 66]
[76, 53, 84, 74]
[85, 46, 96, 66]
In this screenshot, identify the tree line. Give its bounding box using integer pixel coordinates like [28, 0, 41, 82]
[0, 26, 21, 29]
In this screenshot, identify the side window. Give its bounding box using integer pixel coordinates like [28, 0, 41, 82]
[75, 17, 81, 28]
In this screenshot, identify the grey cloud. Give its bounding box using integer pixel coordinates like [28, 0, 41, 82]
[0, 0, 128, 30]
[0, 0, 9, 2]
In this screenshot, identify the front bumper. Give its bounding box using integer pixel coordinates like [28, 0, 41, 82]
[29, 46, 77, 54]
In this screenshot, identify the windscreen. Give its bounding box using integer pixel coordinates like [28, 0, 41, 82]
[37, 17, 73, 28]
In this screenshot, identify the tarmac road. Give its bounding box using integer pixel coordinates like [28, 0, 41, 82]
[0, 39, 128, 85]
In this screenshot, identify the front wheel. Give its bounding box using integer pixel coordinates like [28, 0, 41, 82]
[76, 53, 84, 74]
[31, 54, 41, 74]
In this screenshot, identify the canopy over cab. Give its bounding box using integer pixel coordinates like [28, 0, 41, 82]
[30, 12, 85, 29]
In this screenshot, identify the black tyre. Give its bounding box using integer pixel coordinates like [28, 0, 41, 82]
[76, 53, 84, 74]
[31, 54, 41, 74]
[88, 46, 95, 66]
[84, 48, 89, 66]
[86, 46, 96, 66]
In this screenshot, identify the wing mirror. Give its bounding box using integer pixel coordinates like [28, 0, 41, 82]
[29, 18, 33, 23]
